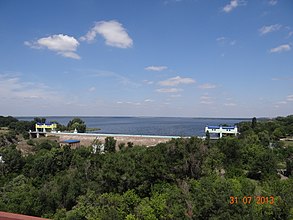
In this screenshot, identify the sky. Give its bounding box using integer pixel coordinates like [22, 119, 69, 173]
[0, 0, 292, 118]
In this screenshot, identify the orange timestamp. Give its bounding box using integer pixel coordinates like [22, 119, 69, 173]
[229, 196, 275, 205]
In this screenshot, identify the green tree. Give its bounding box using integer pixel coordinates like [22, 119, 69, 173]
[118, 143, 126, 150]
[0, 175, 41, 216]
[104, 137, 117, 153]
[0, 116, 18, 127]
[205, 130, 210, 146]
[252, 117, 257, 129]
[258, 130, 270, 146]
[67, 118, 86, 133]
[250, 150, 278, 180]
[51, 120, 67, 131]
[8, 121, 35, 139]
[0, 144, 24, 175]
[127, 142, 134, 148]
[34, 117, 46, 123]
[272, 128, 285, 140]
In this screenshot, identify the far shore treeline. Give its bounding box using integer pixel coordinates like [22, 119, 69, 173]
[0, 116, 87, 138]
[0, 115, 292, 219]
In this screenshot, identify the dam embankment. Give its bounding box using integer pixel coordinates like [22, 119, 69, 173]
[47, 132, 184, 147]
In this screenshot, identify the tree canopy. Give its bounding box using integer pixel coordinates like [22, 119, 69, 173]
[0, 115, 292, 219]
[67, 118, 86, 133]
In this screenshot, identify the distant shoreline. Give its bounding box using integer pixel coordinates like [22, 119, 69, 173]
[16, 116, 253, 120]
[17, 116, 251, 137]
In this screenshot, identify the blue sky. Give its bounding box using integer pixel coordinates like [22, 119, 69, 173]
[0, 0, 292, 117]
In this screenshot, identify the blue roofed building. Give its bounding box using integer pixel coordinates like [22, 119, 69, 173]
[205, 125, 238, 138]
[60, 139, 80, 148]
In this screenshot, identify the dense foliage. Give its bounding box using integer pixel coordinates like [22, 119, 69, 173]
[67, 118, 86, 133]
[238, 115, 293, 140]
[0, 116, 18, 127]
[0, 116, 86, 137]
[0, 116, 292, 219]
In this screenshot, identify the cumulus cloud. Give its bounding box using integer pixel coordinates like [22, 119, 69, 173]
[198, 83, 216, 89]
[158, 76, 195, 86]
[222, 0, 240, 13]
[81, 20, 133, 48]
[270, 44, 291, 53]
[259, 24, 282, 35]
[156, 88, 182, 93]
[25, 34, 80, 59]
[145, 66, 168, 71]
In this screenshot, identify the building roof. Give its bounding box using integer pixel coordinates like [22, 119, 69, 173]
[207, 125, 236, 129]
[36, 122, 56, 125]
[0, 211, 49, 220]
[222, 126, 236, 129]
[60, 139, 80, 143]
[207, 126, 220, 129]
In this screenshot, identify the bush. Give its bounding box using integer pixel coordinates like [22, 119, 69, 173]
[105, 137, 116, 152]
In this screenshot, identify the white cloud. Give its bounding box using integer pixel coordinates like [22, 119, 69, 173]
[117, 101, 141, 106]
[145, 66, 168, 71]
[25, 34, 80, 59]
[287, 31, 293, 38]
[164, 0, 183, 5]
[88, 86, 96, 92]
[230, 40, 236, 46]
[224, 103, 236, 106]
[270, 44, 291, 53]
[222, 0, 240, 13]
[170, 94, 182, 98]
[144, 99, 154, 102]
[143, 80, 154, 85]
[156, 88, 182, 93]
[0, 73, 57, 101]
[287, 95, 293, 101]
[259, 24, 282, 35]
[216, 36, 236, 46]
[200, 95, 213, 104]
[90, 69, 140, 87]
[198, 83, 216, 89]
[272, 77, 293, 81]
[159, 76, 195, 86]
[216, 37, 227, 42]
[81, 20, 133, 48]
[268, 0, 277, 5]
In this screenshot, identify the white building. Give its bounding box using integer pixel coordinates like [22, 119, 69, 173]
[0, 155, 4, 163]
[205, 125, 238, 138]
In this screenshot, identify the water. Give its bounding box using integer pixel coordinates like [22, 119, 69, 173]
[17, 116, 250, 137]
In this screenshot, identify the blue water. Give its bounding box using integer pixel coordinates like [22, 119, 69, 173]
[17, 116, 250, 136]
